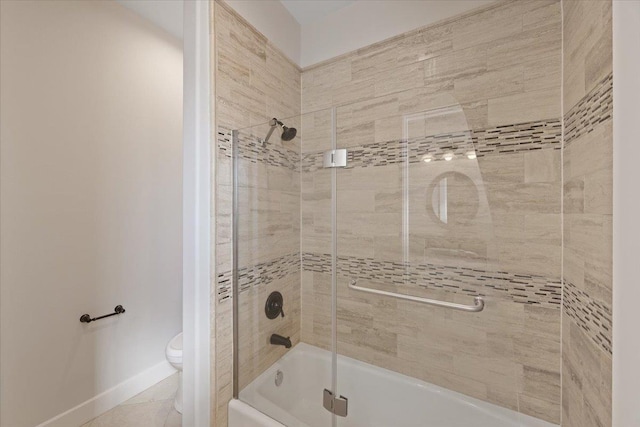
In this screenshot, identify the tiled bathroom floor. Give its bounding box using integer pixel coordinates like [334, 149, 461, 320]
[81, 373, 181, 427]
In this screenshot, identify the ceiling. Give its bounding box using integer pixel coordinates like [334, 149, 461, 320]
[280, 0, 356, 26]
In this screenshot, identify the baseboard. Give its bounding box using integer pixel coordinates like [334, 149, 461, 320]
[36, 360, 177, 427]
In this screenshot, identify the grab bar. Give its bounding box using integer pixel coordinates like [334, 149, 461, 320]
[348, 280, 484, 313]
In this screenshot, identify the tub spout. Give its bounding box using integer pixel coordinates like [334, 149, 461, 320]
[270, 334, 291, 348]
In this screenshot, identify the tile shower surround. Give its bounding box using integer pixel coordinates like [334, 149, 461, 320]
[562, 72, 613, 358]
[212, 0, 574, 426]
[218, 132, 299, 171]
[220, 115, 564, 424]
[221, 117, 562, 173]
[563, 280, 612, 355]
[216, 252, 300, 302]
[213, 1, 301, 426]
[216, 1, 612, 427]
[563, 74, 612, 147]
[297, 2, 563, 422]
[300, 119, 562, 172]
[218, 250, 562, 307]
[561, 0, 613, 423]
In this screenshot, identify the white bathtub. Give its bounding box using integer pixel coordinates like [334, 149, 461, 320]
[229, 343, 557, 427]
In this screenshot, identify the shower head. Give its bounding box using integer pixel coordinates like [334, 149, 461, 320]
[281, 125, 297, 141]
[263, 118, 297, 143]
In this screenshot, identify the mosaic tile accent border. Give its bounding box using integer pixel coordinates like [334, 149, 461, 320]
[564, 72, 613, 145]
[302, 252, 562, 308]
[217, 252, 300, 302]
[216, 269, 233, 302]
[473, 119, 562, 156]
[221, 117, 562, 174]
[300, 118, 562, 172]
[563, 280, 612, 355]
[218, 128, 300, 171]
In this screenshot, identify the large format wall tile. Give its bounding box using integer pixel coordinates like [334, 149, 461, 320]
[212, 2, 301, 426]
[562, 1, 612, 425]
[213, 1, 572, 426]
[563, 0, 612, 112]
[300, 0, 562, 423]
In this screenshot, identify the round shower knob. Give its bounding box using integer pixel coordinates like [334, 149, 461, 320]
[265, 291, 285, 319]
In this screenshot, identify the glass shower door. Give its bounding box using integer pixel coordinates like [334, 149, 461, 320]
[232, 108, 336, 427]
[331, 99, 525, 427]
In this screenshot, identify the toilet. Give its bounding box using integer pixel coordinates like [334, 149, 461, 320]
[165, 332, 183, 413]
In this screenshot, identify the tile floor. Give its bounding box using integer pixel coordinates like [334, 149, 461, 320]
[81, 373, 181, 427]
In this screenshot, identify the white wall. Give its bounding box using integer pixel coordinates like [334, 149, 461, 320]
[0, 1, 183, 426]
[300, 0, 495, 67]
[613, 1, 640, 426]
[116, 0, 184, 40]
[225, 0, 301, 65]
[182, 0, 212, 425]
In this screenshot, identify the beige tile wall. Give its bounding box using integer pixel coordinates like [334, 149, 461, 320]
[212, 1, 301, 426]
[302, 1, 561, 122]
[300, 0, 563, 423]
[562, 1, 613, 426]
[206, 1, 622, 426]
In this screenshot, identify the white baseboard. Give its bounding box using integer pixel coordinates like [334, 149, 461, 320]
[36, 360, 177, 427]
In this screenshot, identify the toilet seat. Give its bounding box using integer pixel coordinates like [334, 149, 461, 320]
[166, 332, 183, 368]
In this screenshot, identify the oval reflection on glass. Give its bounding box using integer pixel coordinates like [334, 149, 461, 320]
[429, 172, 480, 225]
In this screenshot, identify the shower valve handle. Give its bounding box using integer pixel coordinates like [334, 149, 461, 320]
[272, 300, 285, 317]
[265, 291, 285, 319]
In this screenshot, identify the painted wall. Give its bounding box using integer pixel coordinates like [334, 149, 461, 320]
[0, 1, 183, 426]
[561, 1, 613, 426]
[301, 0, 562, 423]
[116, 0, 184, 40]
[212, 1, 302, 426]
[612, 2, 640, 426]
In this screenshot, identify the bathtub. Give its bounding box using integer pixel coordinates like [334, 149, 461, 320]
[229, 343, 557, 427]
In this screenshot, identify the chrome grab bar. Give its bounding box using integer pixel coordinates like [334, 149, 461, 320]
[347, 280, 484, 313]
